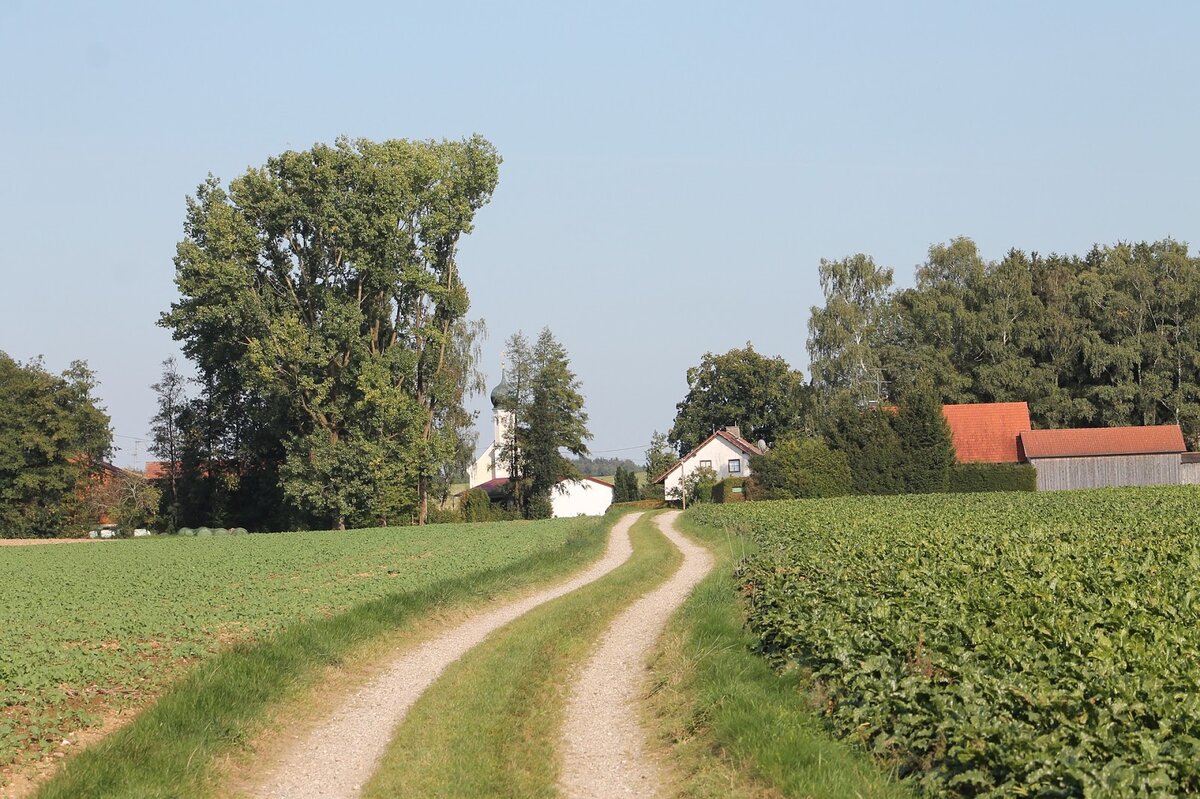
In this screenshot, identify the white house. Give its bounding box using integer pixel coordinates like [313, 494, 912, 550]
[550, 477, 614, 517]
[653, 426, 763, 500]
[468, 373, 516, 488]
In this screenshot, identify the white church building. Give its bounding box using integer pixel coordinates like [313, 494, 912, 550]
[466, 372, 612, 518]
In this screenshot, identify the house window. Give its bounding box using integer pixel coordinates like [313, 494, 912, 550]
[699, 460, 712, 469]
[728, 458, 742, 474]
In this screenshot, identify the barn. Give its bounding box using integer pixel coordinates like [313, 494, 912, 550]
[1017, 425, 1187, 491]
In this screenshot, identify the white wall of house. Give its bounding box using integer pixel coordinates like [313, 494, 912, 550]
[551, 478, 613, 517]
[661, 437, 752, 499]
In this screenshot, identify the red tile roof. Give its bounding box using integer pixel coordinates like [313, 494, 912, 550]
[1019, 425, 1187, 459]
[942, 402, 1032, 463]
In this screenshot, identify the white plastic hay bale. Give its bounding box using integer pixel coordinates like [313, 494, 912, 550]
[88, 530, 99, 539]
[132, 528, 151, 538]
[177, 527, 194, 536]
[99, 529, 114, 539]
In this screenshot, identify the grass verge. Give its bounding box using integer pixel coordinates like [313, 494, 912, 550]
[34, 514, 614, 799]
[646, 512, 913, 799]
[362, 511, 681, 798]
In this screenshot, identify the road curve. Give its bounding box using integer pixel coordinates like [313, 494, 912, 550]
[253, 512, 644, 799]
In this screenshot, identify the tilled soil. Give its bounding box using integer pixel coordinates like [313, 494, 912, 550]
[252, 512, 644, 799]
[559, 510, 714, 798]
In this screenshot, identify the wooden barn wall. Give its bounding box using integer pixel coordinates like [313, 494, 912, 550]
[1030, 454, 1181, 491]
[1181, 461, 1200, 485]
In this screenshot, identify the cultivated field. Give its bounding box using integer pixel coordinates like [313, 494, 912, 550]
[0, 519, 592, 773]
[690, 487, 1200, 797]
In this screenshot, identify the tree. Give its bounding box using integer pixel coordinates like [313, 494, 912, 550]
[748, 438, 852, 500]
[669, 344, 808, 455]
[84, 468, 162, 532]
[497, 329, 592, 519]
[807, 254, 896, 406]
[0, 353, 111, 537]
[612, 466, 632, 503]
[149, 357, 187, 531]
[893, 383, 955, 493]
[820, 399, 907, 495]
[621, 469, 640, 502]
[162, 136, 500, 529]
[642, 431, 676, 500]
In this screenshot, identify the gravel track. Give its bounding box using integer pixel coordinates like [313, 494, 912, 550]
[252, 512, 643, 799]
[559, 510, 714, 798]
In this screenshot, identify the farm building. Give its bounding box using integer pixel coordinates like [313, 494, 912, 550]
[653, 426, 762, 500]
[1018, 425, 1187, 492]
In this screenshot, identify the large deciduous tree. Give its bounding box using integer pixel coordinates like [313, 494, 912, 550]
[163, 136, 500, 529]
[0, 353, 111, 537]
[807, 254, 896, 405]
[668, 344, 808, 456]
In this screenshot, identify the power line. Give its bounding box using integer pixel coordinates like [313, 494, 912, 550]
[588, 443, 650, 454]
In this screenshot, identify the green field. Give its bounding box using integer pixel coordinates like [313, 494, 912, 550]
[0, 519, 594, 772]
[689, 487, 1200, 797]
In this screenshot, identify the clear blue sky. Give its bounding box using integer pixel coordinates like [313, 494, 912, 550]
[2, 1, 1198, 466]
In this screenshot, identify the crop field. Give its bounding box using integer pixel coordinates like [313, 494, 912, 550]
[0, 518, 591, 771]
[690, 487, 1200, 797]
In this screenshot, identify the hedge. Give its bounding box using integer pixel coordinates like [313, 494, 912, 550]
[711, 477, 747, 503]
[947, 462, 1037, 493]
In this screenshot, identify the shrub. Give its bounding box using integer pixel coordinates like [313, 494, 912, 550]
[460, 489, 495, 522]
[748, 438, 852, 500]
[948, 462, 1037, 493]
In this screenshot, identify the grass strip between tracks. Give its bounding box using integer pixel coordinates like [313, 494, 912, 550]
[363, 511, 681, 799]
[35, 514, 614, 799]
[645, 511, 913, 799]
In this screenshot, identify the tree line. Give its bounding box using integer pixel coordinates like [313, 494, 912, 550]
[809, 237, 1200, 444]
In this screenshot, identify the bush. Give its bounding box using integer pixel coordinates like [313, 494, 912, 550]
[948, 462, 1037, 493]
[712, 477, 748, 503]
[459, 489, 495, 522]
[748, 438, 852, 500]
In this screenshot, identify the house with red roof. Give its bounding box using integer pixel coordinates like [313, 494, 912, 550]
[653, 426, 762, 501]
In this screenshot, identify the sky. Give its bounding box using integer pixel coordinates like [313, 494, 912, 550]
[2, 1, 1199, 467]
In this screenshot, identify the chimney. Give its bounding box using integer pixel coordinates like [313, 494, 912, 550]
[724, 425, 742, 439]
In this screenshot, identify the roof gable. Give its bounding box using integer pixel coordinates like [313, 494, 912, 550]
[1019, 425, 1187, 459]
[653, 428, 763, 484]
[942, 402, 1031, 463]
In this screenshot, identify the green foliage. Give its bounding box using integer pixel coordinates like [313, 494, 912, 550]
[0, 518, 588, 772]
[162, 136, 500, 529]
[460, 488, 495, 522]
[673, 464, 718, 505]
[892, 384, 955, 493]
[808, 237, 1200, 446]
[710, 476, 747, 503]
[748, 438, 852, 500]
[821, 402, 907, 495]
[947, 462, 1037, 493]
[611, 466, 641, 503]
[497, 329, 591, 519]
[807, 253, 895, 407]
[0, 353, 111, 537]
[641, 431, 676, 500]
[669, 344, 808, 455]
[691, 488, 1200, 796]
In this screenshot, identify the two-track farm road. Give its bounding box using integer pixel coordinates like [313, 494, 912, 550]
[559, 510, 714, 798]
[254, 512, 644, 799]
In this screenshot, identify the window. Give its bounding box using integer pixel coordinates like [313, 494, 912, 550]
[699, 459, 712, 469]
[728, 458, 741, 474]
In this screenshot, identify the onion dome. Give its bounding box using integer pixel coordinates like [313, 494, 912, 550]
[490, 373, 514, 408]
